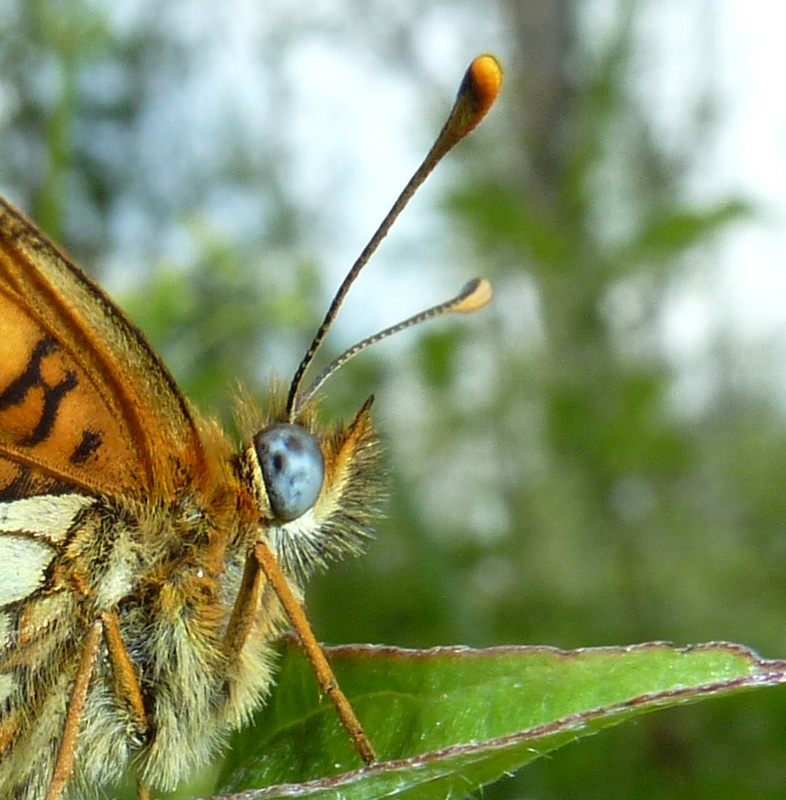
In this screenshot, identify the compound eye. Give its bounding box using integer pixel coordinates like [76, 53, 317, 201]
[253, 424, 325, 521]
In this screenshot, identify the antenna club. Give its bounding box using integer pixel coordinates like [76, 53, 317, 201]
[453, 277, 493, 313]
[453, 54, 503, 138]
[467, 55, 503, 115]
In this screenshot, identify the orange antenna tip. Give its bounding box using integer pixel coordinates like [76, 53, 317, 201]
[447, 54, 503, 143]
[465, 55, 504, 122]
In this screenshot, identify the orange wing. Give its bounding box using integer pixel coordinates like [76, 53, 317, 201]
[0, 196, 206, 501]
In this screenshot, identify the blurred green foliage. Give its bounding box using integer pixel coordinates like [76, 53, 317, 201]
[2, 1, 786, 798]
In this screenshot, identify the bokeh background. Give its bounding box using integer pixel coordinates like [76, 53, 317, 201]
[2, 1, 786, 797]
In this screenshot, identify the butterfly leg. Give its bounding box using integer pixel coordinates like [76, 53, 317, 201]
[252, 541, 376, 765]
[101, 611, 148, 729]
[221, 542, 376, 764]
[101, 612, 154, 800]
[136, 783, 152, 800]
[45, 619, 103, 800]
[221, 546, 266, 660]
[45, 613, 152, 800]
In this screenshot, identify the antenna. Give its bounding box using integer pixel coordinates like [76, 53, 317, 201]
[286, 54, 503, 420]
[301, 278, 492, 406]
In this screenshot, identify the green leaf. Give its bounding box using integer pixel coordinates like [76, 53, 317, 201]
[210, 638, 786, 799]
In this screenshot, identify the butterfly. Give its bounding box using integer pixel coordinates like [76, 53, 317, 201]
[0, 54, 500, 799]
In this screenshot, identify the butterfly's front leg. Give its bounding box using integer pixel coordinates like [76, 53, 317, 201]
[252, 540, 376, 765]
[101, 611, 148, 730]
[221, 536, 376, 766]
[101, 611, 153, 800]
[45, 612, 151, 800]
[221, 546, 265, 661]
[135, 782, 152, 800]
[45, 620, 103, 800]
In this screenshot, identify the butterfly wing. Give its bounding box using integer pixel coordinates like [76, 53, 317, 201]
[0, 196, 206, 501]
[0, 197, 228, 798]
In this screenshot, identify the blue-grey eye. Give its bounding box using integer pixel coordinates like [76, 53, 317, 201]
[254, 424, 324, 521]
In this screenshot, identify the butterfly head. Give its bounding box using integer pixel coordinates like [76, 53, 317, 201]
[240, 389, 382, 584]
